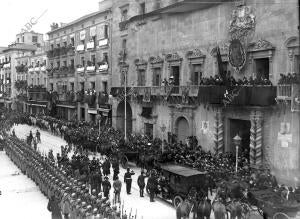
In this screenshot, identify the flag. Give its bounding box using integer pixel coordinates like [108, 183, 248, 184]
[216, 46, 227, 85]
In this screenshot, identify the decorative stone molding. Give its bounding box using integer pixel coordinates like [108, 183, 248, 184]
[247, 39, 275, 78]
[284, 36, 299, 72]
[134, 58, 147, 70]
[165, 52, 182, 68]
[149, 56, 164, 68]
[214, 108, 224, 154]
[248, 39, 275, 52]
[186, 49, 206, 64]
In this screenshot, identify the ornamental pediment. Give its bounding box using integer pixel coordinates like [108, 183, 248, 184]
[248, 39, 275, 52]
[284, 36, 299, 48]
[165, 52, 182, 62]
[186, 49, 206, 59]
[148, 56, 163, 65]
[134, 58, 147, 66]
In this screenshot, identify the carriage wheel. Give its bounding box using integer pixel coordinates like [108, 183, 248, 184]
[120, 155, 128, 169]
[273, 212, 290, 219]
[173, 195, 183, 208]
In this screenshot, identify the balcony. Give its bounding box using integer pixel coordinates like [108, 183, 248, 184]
[111, 85, 277, 107]
[28, 67, 34, 73]
[86, 65, 96, 73]
[15, 64, 28, 73]
[28, 86, 47, 93]
[98, 38, 108, 47]
[34, 66, 40, 72]
[77, 66, 85, 73]
[277, 85, 292, 100]
[86, 41, 95, 50]
[98, 62, 109, 72]
[76, 44, 85, 52]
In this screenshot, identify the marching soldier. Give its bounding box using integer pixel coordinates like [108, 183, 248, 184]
[102, 176, 111, 198]
[113, 176, 122, 204]
[137, 170, 146, 197]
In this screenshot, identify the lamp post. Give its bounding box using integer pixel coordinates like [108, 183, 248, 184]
[160, 124, 166, 153]
[233, 134, 242, 174]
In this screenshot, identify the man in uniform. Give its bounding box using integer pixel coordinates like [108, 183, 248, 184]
[147, 172, 157, 202]
[113, 176, 122, 204]
[102, 176, 111, 198]
[124, 168, 135, 194]
[137, 170, 146, 197]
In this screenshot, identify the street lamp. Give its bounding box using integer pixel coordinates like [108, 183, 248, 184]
[160, 124, 166, 153]
[233, 134, 242, 174]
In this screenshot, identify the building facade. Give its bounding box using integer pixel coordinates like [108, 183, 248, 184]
[46, 1, 112, 123]
[110, 0, 300, 184]
[15, 47, 48, 114]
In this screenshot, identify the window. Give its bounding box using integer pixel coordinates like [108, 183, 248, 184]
[152, 68, 161, 86]
[294, 55, 300, 74]
[140, 2, 146, 14]
[63, 61, 67, 67]
[70, 38, 74, 46]
[63, 41, 67, 47]
[43, 60, 46, 66]
[137, 69, 146, 86]
[70, 82, 74, 91]
[81, 40, 85, 45]
[141, 107, 152, 118]
[90, 82, 95, 89]
[22, 36, 24, 42]
[70, 59, 74, 68]
[81, 108, 85, 121]
[91, 55, 96, 66]
[255, 58, 269, 80]
[122, 39, 127, 49]
[103, 52, 108, 63]
[191, 64, 202, 85]
[32, 36, 38, 43]
[17, 38, 19, 43]
[81, 57, 85, 66]
[80, 82, 85, 91]
[144, 123, 153, 139]
[104, 25, 108, 38]
[121, 9, 128, 21]
[102, 81, 107, 93]
[37, 78, 40, 85]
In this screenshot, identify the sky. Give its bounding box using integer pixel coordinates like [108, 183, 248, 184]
[0, 0, 100, 46]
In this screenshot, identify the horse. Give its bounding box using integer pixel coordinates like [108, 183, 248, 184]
[226, 200, 243, 219]
[176, 199, 194, 219]
[212, 199, 227, 219]
[196, 198, 212, 219]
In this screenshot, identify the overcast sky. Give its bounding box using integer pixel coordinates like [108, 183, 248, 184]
[0, 0, 100, 46]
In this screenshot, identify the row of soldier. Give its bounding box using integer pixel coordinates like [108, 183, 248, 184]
[4, 135, 137, 219]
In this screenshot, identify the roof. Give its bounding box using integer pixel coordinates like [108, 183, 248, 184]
[160, 164, 206, 177]
[3, 44, 37, 52]
[47, 9, 111, 34]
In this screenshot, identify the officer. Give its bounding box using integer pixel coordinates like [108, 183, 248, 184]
[124, 168, 135, 194]
[137, 170, 146, 197]
[147, 172, 157, 202]
[102, 176, 111, 198]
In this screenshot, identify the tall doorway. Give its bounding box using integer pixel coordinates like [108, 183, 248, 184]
[229, 119, 251, 159]
[175, 117, 189, 143]
[255, 58, 269, 80]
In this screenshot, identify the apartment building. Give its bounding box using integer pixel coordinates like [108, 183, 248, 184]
[46, 0, 112, 123]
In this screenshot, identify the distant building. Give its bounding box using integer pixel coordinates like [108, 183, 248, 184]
[46, 3, 112, 122]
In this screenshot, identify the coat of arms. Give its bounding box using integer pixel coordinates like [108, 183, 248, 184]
[229, 5, 256, 39]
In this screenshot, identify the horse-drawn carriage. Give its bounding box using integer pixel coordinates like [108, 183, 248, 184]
[147, 163, 207, 208]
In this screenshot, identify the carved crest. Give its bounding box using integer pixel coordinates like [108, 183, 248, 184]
[165, 52, 182, 62]
[186, 49, 205, 59]
[149, 56, 164, 64]
[229, 5, 256, 39]
[229, 39, 246, 72]
[248, 39, 275, 52]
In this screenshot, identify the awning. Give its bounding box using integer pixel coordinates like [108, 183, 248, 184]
[88, 109, 97, 114]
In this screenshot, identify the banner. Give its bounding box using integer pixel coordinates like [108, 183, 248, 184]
[90, 26, 96, 37]
[79, 30, 86, 40]
[228, 38, 246, 72]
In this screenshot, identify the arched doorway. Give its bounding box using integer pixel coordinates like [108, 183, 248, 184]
[116, 101, 132, 135]
[175, 117, 189, 143]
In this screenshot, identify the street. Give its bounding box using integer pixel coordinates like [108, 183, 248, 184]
[12, 124, 176, 219]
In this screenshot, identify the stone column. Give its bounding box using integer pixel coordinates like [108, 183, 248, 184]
[249, 111, 256, 166]
[214, 108, 224, 154]
[250, 110, 263, 166]
[255, 111, 263, 165]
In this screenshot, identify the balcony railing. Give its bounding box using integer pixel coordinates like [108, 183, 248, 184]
[111, 85, 277, 106]
[277, 85, 292, 100]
